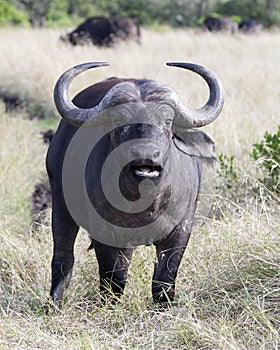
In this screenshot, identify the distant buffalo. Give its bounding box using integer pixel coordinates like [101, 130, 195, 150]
[112, 16, 141, 44]
[61, 16, 141, 47]
[204, 16, 238, 34]
[239, 19, 263, 34]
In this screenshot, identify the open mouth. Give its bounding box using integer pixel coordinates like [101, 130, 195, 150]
[131, 159, 163, 178]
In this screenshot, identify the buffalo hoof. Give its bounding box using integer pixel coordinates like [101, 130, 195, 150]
[152, 283, 175, 306]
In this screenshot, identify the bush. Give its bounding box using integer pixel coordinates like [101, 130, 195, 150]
[250, 126, 280, 194]
[216, 154, 238, 191]
[214, 153, 246, 210]
[214, 126, 280, 216]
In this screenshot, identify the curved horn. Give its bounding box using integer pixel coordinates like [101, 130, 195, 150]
[166, 62, 224, 128]
[54, 62, 109, 127]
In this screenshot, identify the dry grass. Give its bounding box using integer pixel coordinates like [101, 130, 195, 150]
[0, 27, 279, 349]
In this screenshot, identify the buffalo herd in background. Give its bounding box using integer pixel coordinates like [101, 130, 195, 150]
[59, 15, 263, 48]
[60, 16, 141, 47]
[238, 19, 263, 33]
[204, 17, 263, 34]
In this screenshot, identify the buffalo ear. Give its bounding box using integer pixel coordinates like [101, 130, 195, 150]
[173, 128, 216, 162]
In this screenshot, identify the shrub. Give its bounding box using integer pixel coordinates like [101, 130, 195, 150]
[214, 153, 246, 214]
[250, 126, 280, 194]
[214, 126, 280, 216]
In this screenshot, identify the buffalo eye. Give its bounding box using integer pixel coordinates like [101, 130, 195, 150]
[157, 104, 174, 122]
[165, 118, 172, 126]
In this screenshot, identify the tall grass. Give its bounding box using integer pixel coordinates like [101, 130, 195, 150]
[0, 28, 279, 349]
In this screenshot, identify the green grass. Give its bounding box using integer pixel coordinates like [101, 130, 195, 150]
[0, 28, 279, 349]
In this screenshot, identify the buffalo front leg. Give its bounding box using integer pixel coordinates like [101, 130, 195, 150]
[93, 241, 134, 302]
[50, 204, 79, 308]
[152, 223, 192, 304]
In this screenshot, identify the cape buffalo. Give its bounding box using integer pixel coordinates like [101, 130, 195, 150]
[239, 19, 263, 34]
[61, 16, 114, 46]
[204, 16, 238, 34]
[111, 16, 141, 44]
[47, 61, 224, 308]
[61, 16, 141, 47]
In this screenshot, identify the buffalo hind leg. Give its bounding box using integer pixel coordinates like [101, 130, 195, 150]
[50, 205, 79, 309]
[152, 224, 192, 304]
[94, 241, 134, 302]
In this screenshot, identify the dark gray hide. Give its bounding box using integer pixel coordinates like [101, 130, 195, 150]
[46, 62, 224, 307]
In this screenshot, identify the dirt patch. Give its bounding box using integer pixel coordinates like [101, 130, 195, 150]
[31, 179, 51, 228]
[30, 130, 55, 229]
[0, 89, 25, 112]
[41, 129, 55, 144]
[0, 89, 55, 119]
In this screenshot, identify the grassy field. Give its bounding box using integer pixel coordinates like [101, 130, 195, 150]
[0, 27, 279, 349]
